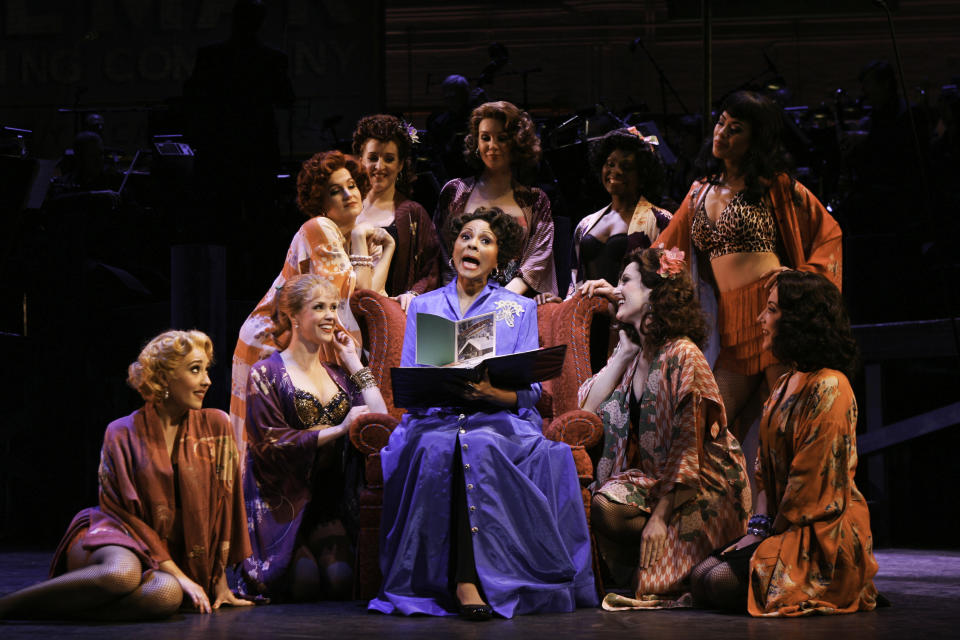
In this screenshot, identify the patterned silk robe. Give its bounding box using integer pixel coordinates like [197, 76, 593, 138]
[749, 369, 879, 617]
[580, 338, 750, 606]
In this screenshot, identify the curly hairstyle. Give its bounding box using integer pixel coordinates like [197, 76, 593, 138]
[271, 274, 342, 344]
[444, 206, 524, 273]
[694, 90, 791, 202]
[590, 129, 665, 205]
[463, 101, 541, 181]
[127, 330, 214, 402]
[621, 247, 707, 355]
[296, 150, 369, 218]
[351, 114, 417, 195]
[770, 271, 859, 379]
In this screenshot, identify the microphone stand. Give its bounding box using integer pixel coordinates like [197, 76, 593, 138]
[874, 0, 929, 215]
[631, 38, 690, 117]
[873, 0, 959, 366]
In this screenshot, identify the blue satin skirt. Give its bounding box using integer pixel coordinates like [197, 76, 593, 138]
[368, 408, 597, 618]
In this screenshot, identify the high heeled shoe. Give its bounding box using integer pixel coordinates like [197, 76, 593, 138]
[458, 601, 493, 621]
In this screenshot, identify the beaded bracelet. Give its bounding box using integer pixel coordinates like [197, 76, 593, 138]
[349, 366, 377, 390]
[747, 513, 773, 538]
[349, 254, 375, 269]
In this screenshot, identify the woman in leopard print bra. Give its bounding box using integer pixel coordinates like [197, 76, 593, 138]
[658, 91, 843, 444]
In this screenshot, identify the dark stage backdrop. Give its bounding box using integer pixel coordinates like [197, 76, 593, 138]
[0, 0, 385, 159]
[383, 0, 958, 124]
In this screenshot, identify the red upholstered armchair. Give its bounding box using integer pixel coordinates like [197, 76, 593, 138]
[347, 288, 610, 600]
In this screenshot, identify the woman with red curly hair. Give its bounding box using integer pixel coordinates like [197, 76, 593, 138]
[352, 114, 442, 311]
[230, 150, 394, 458]
[0, 330, 251, 620]
[579, 247, 750, 610]
[433, 101, 558, 297]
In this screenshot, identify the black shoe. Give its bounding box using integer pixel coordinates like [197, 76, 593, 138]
[458, 602, 493, 621]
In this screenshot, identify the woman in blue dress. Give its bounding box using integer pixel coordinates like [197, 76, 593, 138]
[369, 207, 596, 620]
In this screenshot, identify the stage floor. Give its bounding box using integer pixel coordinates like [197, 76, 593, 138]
[1, 549, 957, 639]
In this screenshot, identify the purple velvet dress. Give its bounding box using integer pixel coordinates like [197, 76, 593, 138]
[239, 350, 361, 599]
[368, 280, 597, 618]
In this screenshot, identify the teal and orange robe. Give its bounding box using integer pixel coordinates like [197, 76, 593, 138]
[580, 337, 750, 607]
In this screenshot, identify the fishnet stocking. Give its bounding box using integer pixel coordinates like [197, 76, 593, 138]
[0, 545, 179, 620]
[689, 555, 722, 608]
[591, 493, 649, 545]
[84, 570, 183, 621]
[702, 561, 748, 612]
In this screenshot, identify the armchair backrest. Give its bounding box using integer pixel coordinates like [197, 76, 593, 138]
[536, 293, 612, 417]
[350, 289, 407, 420]
[351, 288, 611, 422]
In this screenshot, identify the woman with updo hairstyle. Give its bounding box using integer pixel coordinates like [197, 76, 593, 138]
[370, 207, 596, 620]
[240, 274, 387, 601]
[569, 129, 672, 295]
[658, 90, 843, 446]
[690, 271, 879, 616]
[231, 150, 395, 461]
[0, 331, 251, 621]
[433, 100, 558, 297]
[352, 114, 442, 311]
[579, 247, 750, 609]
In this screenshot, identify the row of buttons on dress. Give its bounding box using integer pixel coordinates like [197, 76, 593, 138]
[460, 414, 479, 534]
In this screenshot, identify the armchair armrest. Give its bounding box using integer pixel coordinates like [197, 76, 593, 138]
[348, 412, 399, 489]
[543, 409, 604, 449]
[544, 409, 603, 487]
[348, 412, 400, 454]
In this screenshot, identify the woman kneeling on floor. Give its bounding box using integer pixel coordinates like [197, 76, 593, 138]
[579, 246, 751, 610]
[690, 271, 879, 616]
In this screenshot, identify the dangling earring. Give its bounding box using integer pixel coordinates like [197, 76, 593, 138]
[162, 388, 170, 401]
[448, 258, 454, 269]
[490, 267, 501, 280]
[293, 319, 300, 329]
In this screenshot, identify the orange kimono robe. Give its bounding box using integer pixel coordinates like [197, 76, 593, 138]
[50, 406, 250, 597]
[230, 215, 356, 460]
[749, 369, 879, 616]
[658, 174, 842, 374]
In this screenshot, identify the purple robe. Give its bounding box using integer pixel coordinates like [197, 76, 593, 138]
[239, 351, 361, 598]
[368, 280, 596, 618]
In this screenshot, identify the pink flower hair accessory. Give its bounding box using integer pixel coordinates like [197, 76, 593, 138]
[656, 244, 685, 279]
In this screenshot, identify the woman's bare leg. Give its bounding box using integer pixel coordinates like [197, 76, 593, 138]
[714, 368, 764, 443]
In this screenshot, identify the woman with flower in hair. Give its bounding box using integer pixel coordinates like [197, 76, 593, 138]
[569, 128, 672, 295]
[240, 274, 387, 601]
[231, 150, 394, 458]
[433, 100, 558, 297]
[579, 246, 750, 609]
[352, 114, 442, 311]
[0, 330, 251, 620]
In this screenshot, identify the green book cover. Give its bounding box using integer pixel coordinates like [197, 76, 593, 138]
[415, 312, 495, 366]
